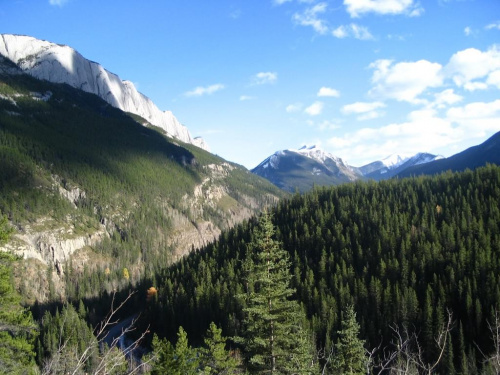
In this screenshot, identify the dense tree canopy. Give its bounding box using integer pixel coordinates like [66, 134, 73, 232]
[147, 164, 500, 374]
[0, 217, 38, 374]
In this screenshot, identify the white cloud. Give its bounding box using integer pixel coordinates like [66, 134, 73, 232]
[369, 59, 443, 103]
[357, 111, 385, 121]
[447, 99, 500, 133]
[252, 72, 277, 85]
[286, 103, 303, 112]
[342, 101, 386, 121]
[344, 0, 423, 18]
[327, 109, 459, 165]
[49, 0, 69, 5]
[274, 0, 293, 4]
[464, 27, 472, 36]
[317, 87, 340, 97]
[292, 3, 329, 34]
[332, 23, 374, 40]
[342, 101, 386, 114]
[487, 70, 500, 88]
[184, 84, 225, 97]
[327, 98, 500, 166]
[240, 95, 255, 101]
[445, 46, 500, 90]
[431, 89, 463, 109]
[486, 21, 500, 30]
[304, 101, 324, 116]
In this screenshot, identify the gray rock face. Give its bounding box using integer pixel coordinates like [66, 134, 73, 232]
[0, 34, 208, 150]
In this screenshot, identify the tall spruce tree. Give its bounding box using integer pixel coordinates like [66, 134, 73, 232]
[238, 211, 317, 374]
[330, 305, 367, 375]
[200, 322, 238, 374]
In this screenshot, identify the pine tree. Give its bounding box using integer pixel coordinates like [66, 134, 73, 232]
[0, 252, 38, 374]
[151, 326, 198, 375]
[330, 305, 367, 375]
[238, 211, 317, 374]
[200, 322, 238, 374]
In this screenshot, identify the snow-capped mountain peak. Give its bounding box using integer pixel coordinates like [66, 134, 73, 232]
[360, 152, 444, 181]
[251, 146, 362, 192]
[380, 154, 412, 168]
[0, 34, 209, 151]
[294, 145, 344, 165]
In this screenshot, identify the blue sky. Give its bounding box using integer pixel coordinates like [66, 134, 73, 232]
[2, 0, 500, 168]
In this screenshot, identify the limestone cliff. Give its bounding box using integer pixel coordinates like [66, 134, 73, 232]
[0, 34, 208, 150]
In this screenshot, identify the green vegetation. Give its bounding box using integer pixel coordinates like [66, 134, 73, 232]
[147, 164, 500, 373]
[0, 68, 283, 303]
[0, 217, 38, 374]
[36, 303, 97, 373]
[330, 305, 367, 374]
[150, 323, 237, 375]
[235, 212, 317, 373]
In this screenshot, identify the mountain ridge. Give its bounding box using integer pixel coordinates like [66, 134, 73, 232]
[0, 59, 284, 302]
[251, 145, 362, 192]
[0, 33, 208, 150]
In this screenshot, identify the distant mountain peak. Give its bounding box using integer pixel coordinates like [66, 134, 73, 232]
[0, 33, 209, 150]
[381, 154, 412, 168]
[252, 146, 361, 192]
[360, 152, 444, 181]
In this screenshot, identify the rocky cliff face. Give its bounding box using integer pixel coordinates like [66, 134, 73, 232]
[0, 34, 208, 150]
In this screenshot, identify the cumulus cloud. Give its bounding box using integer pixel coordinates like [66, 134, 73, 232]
[184, 84, 225, 97]
[445, 46, 500, 91]
[317, 87, 340, 97]
[487, 70, 500, 88]
[327, 98, 500, 166]
[447, 99, 500, 134]
[431, 89, 463, 109]
[344, 0, 423, 18]
[292, 3, 329, 34]
[369, 59, 443, 103]
[327, 109, 459, 165]
[305, 101, 324, 116]
[252, 72, 278, 85]
[332, 23, 374, 40]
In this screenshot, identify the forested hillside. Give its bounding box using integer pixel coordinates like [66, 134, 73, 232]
[145, 164, 500, 374]
[0, 61, 284, 303]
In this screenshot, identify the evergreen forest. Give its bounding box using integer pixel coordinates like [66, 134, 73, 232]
[142, 164, 500, 374]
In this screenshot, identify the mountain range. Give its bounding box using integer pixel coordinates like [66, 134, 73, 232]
[1, 33, 500, 302]
[252, 134, 500, 192]
[251, 146, 446, 192]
